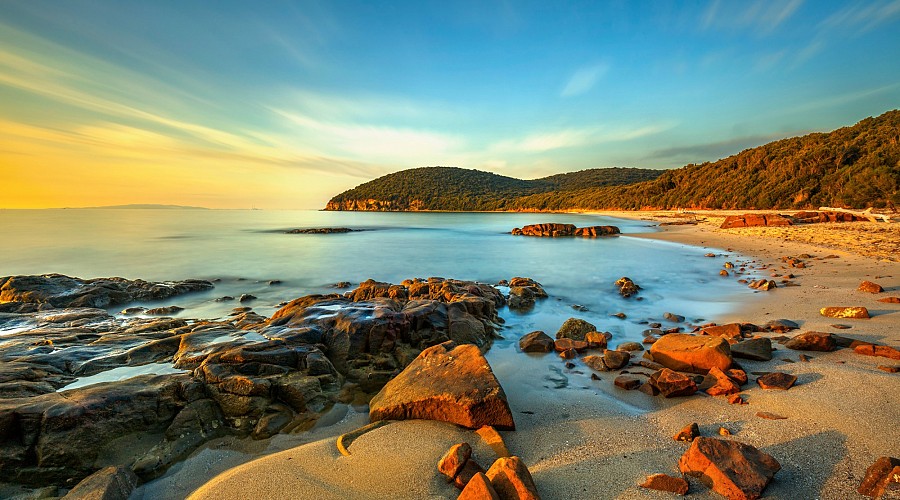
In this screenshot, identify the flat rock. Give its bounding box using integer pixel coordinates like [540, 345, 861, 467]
[518, 331, 554, 353]
[756, 372, 797, 390]
[784, 331, 836, 352]
[731, 338, 773, 361]
[554, 338, 588, 352]
[855, 344, 900, 360]
[368, 342, 515, 430]
[649, 334, 733, 374]
[61, 466, 138, 500]
[820, 306, 870, 319]
[640, 473, 689, 495]
[764, 319, 799, 332]
[858, 281, 884, 293]
[679, 437, 781, 500]
[702, 323, 743, 342]
[877, 297, 900, 304]
[756, 412, 787, 420]
[614, 375, 641, 390]
[555, 318, 597, 341]
[485, 456, 540, 500]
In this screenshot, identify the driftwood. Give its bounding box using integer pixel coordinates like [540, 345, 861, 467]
[818, 207, 893, 223]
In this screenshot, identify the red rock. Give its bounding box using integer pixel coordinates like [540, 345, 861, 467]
[855, 344, 900, 360]
[439, 443, 473, 481]
[702, 323, 743, 342]
[877, 365, 900, 373]
[640, 473, 689, 495]
[674, 422, 700, 442]
[639, 382, 660, 396]
[756, 411, 787, 420]
[718, 427, 732, 436]
[584, 331, 609, 349]
[558, 348, 577, 360]
[679, 437, 781, 500]
[454, 459, 487, 490]
[756, 372, 797, 390]
[784, 331, 837, 352]
[706, 366, 741, 396]
[858, 457, 900, 498]
[485, 456, 540, 500]
[518, 331, 554, 353]
[476, 426, 510, 458]
[554, 338, 588, 352]
[459, 472, 500, 500]
[614, 375, 641, 390]
[820, 306, 870, 319]
[858, 281, 884, 293]
[877, 297, 900, 304]
[649, 334, 733, 374]
[720, 214, 792, 229]
[651, 368, 698, 398]
[726, 368, 749, 386]
[603, 349, 630, 370]
[369, 342, 515, 430]
[728, 394, 746, 405]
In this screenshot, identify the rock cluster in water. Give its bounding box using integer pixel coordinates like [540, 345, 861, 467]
[510, 223, 620, 237]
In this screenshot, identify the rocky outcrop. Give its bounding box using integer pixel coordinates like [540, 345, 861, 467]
[648, 334, 733, 374]
[615, 277, 640, 298]
[720, 214, 792, 229]
[511, 223, 619, 237]
[0, 274, 213, 309]
[679, 437, 781, 500]
[507, 277, 548, 311]
[368, 342, 515, 430]
[62, 465, 138, 500]
[792, 211, 870, 223]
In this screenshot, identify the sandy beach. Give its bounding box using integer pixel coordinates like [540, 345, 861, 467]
[186, 211, 900, 500]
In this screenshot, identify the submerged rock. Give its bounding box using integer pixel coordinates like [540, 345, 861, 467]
[615, 277, 641, 298]
[511, 223, 618, 237]
[368, 342, 515, 430]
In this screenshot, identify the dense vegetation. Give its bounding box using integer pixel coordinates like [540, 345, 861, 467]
[326, 110, 899, 211]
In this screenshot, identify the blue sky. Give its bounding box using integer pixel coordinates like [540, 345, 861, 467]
[1, 0, 898, 208]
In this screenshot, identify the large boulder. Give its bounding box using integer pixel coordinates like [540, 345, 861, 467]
[555, 318, 597, 341]
[368, 342, 515, 430]
[649, 334, 733, 374]
[679, 437, 781, 500]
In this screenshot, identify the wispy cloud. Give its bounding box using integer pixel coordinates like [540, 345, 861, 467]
[701, 0, 804, 33]
[646, 133, 797, 163]
[561, 63, 609, 98]
[820, 0, 900, 34]
[492, 122, 673, 154]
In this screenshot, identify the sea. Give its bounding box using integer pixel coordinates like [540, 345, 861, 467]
[0, 209, 763, 497]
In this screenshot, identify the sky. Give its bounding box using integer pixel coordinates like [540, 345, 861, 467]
[1, 0, 899, 209]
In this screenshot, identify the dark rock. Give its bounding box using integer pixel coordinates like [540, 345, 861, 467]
[555, 318, 597, 341]
[507, 277, 547, 311]
[453, 459, 486, 490]
[784, 331, 836, 352]
[679, 437, 781, 500]
[765, 319, 799, 333]
[614, 375, 641, 390]
[731, 338, 773, 361]
[663, 312, 685, 323]
[603, 349, 630, 370]
[285, 227, 354, 234]
[674, 422, 700, 442]
[0, 274, 213, 309]
[519, 331, 554, 353]
[61, 466, 138, 500]
[511, 222, 618, 238]
[616, 341, 644, 352]
[368, 342, 514, 430]
[756, 372, 797, 390]
[554, 338, 589, 353]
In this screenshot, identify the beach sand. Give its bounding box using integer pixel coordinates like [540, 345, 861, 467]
[187, 211, 900, 500]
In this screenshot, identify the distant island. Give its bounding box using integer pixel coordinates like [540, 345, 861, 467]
[70, 204, 210, 210]
[326, 110, 899, 212]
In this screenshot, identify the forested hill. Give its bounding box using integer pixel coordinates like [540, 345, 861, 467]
[324, 167, 663, 211]
[325, 110, 899, 211]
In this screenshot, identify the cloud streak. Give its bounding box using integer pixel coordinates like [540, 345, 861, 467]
[561, 63, 609, 97]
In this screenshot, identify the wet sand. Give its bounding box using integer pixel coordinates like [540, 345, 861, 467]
[187, 211, 900, 500]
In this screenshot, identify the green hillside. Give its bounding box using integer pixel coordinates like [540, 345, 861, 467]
[325, 110, 899, 211]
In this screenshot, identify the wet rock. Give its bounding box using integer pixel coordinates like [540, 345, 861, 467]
[438, 442, 473, 482]
[583, 355, 608, 372]
[615, 277, 641, 298]
[507, 277, 547, 311]
[369, 342, 514, 430]
[585, 331, 610, 349]
[855, 344, 900, 360]
[749, 279, 777, 291]
[731, 338, 773, 361]
[330, 281, 352, 289]
[553, 338, 589, 353]
[858, 456, 900, 498]
[519, 331, 554, 353]
[679, 437, 780, 500]
[61, 466, 138, 500]
[459, 471, 500, 500]
[558, 348, 577, 360]
[820, 307, 870, 319]
[705, 366, 741, 396]
[485, 456, 540, 500]
[649, 334, 733, 374]
[511, 223, 618, 238]
[674, 422, 700, 442]
[858, 281, 885, 293]
[640, 473, 689, 495]
[784, 331, 836, 352]
[251, 408, 294, 439]
[555, 318, 597, 341]
[145, 305, 184, 316]
[663, 312, 685, 323]
[238, 294, 256, 302]
[603, 349, 630, 370]
[756, 372, 797, 390]
[0, 274, 213, 309]
[650, 368, 698, 398]
[285, 227, 354, 234]
[616, 341, 644, 352]
[614, 375, 641, 390]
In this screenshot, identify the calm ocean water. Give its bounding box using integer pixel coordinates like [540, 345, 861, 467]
[0, 209, 755, 329]
[1, 208, 764, 497]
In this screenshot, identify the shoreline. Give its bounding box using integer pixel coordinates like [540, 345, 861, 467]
[185, 212, 899, 499]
